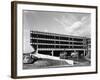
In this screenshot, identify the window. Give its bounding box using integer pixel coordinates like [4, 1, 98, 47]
[73, 46, 83, 48]
[38, 40, 54, 44]
[60, 41, 69, 44]
[60, 37, 68, 40]
[73, 38, 83, 41]
[38, 45, 54, 48]
[55, 36, 59, 39]
[30, 33, 38, 38]
[73, 42, 83, 45]
[30, 39, 37, 43]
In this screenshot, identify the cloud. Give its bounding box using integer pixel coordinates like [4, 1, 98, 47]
[69, 16, 91, 37]
[54, 15, 90, 37]
[67, 21, 82, 32]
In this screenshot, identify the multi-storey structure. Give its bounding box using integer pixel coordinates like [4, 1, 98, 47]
[30, 31, 91, 58]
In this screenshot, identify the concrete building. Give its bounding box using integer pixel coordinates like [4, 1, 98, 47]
[30, 31, 91, 58]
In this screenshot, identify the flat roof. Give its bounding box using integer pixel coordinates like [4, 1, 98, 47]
[30, 30, 91, 39]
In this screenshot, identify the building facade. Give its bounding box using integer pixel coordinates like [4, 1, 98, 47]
[30, 31, 91, 58]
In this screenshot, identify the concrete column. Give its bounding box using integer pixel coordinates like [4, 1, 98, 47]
[84, 50, 86, 56]
[51, 50, 53, 56]
[36, 45, 38, 54]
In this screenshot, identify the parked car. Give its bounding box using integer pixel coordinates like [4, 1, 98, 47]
[71, 52, 78, 58]
[23, 53, 38, 64]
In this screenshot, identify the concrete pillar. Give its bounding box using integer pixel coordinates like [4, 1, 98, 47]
[36, 45, 38, 54]
[51, 50, 53, 56]
[84, 50, 86, 56]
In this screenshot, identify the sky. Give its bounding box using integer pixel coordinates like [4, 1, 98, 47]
[23, 10, 91, 53]
[23, 10, 91, 37]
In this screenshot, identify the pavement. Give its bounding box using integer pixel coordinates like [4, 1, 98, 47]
[23, 53, 90, 69]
